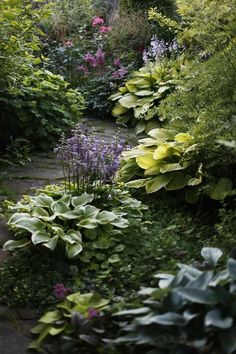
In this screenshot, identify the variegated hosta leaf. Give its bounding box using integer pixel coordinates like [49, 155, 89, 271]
[148, 128, 176, 141]
[153, 144, 175, 160]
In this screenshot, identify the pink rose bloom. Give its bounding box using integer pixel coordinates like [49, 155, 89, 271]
[92, 16, 104, 27]
[99, 26, 111, 33]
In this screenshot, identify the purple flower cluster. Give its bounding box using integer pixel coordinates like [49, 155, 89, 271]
[143, 36, 179, 63]
[53, 283, 70, 300]
[83, 48, 106, 68]
[87, 307, 100, 319]
[56, 124, 127, 190]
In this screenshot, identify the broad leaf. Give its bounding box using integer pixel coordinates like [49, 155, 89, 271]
[71, 193, 94, 207]
[145, 174, 172, 193]
[201, 247, 223, 266]
[32, 231, 51, 245]
[136, 152, 157, 169]
[205, 309, 233, 329]
[175, 287, 216, 304]
[119, 94, 138, 108]
[66, 243, 83, 259]
[96, 211, 117, 224]
[3, 239, 30, 251]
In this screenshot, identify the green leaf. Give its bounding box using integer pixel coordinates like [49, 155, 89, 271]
[32, 231, 51, 245]
[112, 103, 129, 116]
[66, 243, 83, 259]
[96, 211, 117, 224]
[208, 178, 232, 200]
[205, 309, 233, 329]
[82, 205, 100, 219]
[31, 207, 50, 218]
[126, 179, 147, 188]
[3, 239, 30, 251]
[136, 312, 186, 326]
[135, 90, 154, 96]
[10, 216, 45, 233]
[148, 128, 175, 141]
[108, 254, 121, 264]
[119, 94, 138, 108]
[158, 86, 170, 94]
[145, 174, 172, 193]
[32, 194, 54, 208]
[39, 310, 61, 324]
[78, 219, 98, 229]
[51, 201, 70, 215]
[175, 287, 216, 304]
[49, 325, 66, 336]
[175, 133, 193, 143]
[71, 193, 94, 207]
[227, 259, 236, 280]
[136, 152, 157, 169]
[165, 172, 191, 191]
[201, 247, 223, 266]
[43, 236, 58, 251]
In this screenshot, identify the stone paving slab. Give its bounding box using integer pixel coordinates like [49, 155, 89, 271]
[0, 322, 31, 354]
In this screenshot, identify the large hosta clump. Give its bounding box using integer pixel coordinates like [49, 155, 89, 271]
[109, 59, 186, 133]
[3, 192, 131, 259]
[118, 128, 203, 201]
[114, 247, 236, 354]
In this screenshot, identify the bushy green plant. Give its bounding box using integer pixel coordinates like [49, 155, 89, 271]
[110, 58, 186, 132]
[0, 69, 84, 149]
[114, 247, 236, 354]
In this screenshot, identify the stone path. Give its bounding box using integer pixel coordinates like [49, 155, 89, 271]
[0, 117, 137, 354]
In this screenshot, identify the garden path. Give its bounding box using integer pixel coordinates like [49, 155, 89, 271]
[0, 117, 137, 354]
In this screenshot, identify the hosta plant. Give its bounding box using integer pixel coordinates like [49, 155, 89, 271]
[114, 247, 236, 354]
[29, 292, 111, 353]
[109, 58, 186, 133]
[3, 192, 130, 259]
[118, 128, 203, 201]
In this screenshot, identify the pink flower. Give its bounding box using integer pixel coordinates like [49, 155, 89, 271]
[64, 39, 74, 47]
[112, 67, 128, 79]
[92, 16, 104, 27]
[99, 26, 111, 33]
[83, 52, 97, 67]
[53, 283, 70, 300]
[113, 57, 121, 66]
[87, 307, 100, 319]
[95, 48, 105, 66]
[78, 65, 90, 76]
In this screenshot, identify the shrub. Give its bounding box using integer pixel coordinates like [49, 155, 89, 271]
[0, 69, 84, 150]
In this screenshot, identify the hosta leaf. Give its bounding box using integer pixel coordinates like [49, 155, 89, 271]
[31, 207, 50, 218]
[139, 138, 158, 147]
[32, 231, 51, 245]
[144, 164, 164, 176]
[111, 218, 129, 228]
[201, 247, 223, 266]
[160, 162, 187, 173]
[220, 327, 236, 354]
[66, 230, 82, 242]
[175, 133, 193, 143]
[119, 94, 138, 108]
[136, 312, 186, 326]
[3, 239, 30, 251]
[78, 219, 98, 229]
[145, 174, 172, 193]
[205, 309, 233, 329]
[8, 212, 30, 225]
[188, 176, 202, 186]
[126, 83, 138, 92]
[134, 121, 146, 134]
[116, 114, 131, 124]
[39, 311, 61, 324]
[32, 194, 54, 208]
[130, 78, 151, 88]
[49, 326, 66, 336]
[71, 193, 94, 207]
[43, 236, 58, 251]
[96, 211, 117, 224]
[122, 148, 146, 159]
[108, 254, 121, 263]
[10, 216, 45, 233]
[126, 179, 147, 188]
[208, 178, 232, 200]
[51, 201, 70, 215]
[153, 144, 174, 160]
[175, 287, 216, 304]
[135, 90, 154, 96]
[136, 152, 157, 169]
[109, 92, 124, 100]
[82, 205, 100, 219]
[112, 103, 129, 116]
[157, 86, 170, 94]
[227, 259, 236, 280]
[148, 128, 175, 141]
[66, 243, 83, 259]
[165, 172, 191, 191]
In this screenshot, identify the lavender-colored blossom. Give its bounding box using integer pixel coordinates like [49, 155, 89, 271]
[78, 65, 90, 76]
[143, 36, 179, 63]
[112, 66, 128, 79]
[83, 52, 97, 67]
[53, 283, 70, 300]
[95, 48, 105, 67]
[56, 124, 128, 190]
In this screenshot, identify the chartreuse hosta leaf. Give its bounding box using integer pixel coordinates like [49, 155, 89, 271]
[119, 128, 202, 199]
[4, 192, 130, 258]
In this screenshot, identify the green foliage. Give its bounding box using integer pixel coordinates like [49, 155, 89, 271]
[29, 291, 110, 352]
[113, 248, 236, 354]
[0, 69, 84, 149]
[0, 248, 70, 309]
[118, 128, 204, 198]
[110, 59, 185, 132]
[4, 192, 132, 259]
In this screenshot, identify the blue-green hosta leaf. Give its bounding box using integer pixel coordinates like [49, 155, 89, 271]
[126, 179, 147, 188]
[3, 239, 30, 251]
[71, 193, 94, 207]
[78, 219, 98, 229]
[32, 231, 51, 245]
[154, 273, 175, 288]
[165, 172, 191, 191]
[175, 287, 217, 304]
[209, 269, 229, 286]
[119, 94, 138, 108]
[205, 309, 233, 329]
[31, 207, 50, 218]
[148, 128, 175, 141]
[177, 264, 202, 278]
[227, 258, 236, 280]
[220, 327, 236, 354]
[31, 193, 54, 208]
[115, 307, 150, 316]
[136, 312, 186, 326]
[187, 271, 213, 289]
[9, 216, 45, 233]
[145, 174, 172, 193]
[43, 236, 58, 251]
[66, 243, 83, 259]
[201, 247, 223, 267]
[96, 211, 117, 224]
[208, 178, 232, 200]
